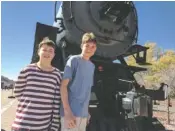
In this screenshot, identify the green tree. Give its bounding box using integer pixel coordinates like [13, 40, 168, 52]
[126, 43, 175, 96]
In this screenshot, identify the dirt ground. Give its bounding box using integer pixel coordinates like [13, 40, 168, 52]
[1, 90, 175, 131]
[153, 111, 175, 130]
[1, 100, 17, 131]
[1, 90, 17, 131]
[153, 99, 175, 130]
[1, 90, 14, 108]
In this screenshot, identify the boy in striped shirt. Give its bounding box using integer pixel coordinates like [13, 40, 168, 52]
[11, 37, 62, 131]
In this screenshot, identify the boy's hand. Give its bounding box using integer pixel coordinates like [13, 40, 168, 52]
[65, 111, 76, 129]
[87, 113, 91, 125]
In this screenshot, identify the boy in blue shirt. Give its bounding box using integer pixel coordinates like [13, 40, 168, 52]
[60, 32, 97, 131]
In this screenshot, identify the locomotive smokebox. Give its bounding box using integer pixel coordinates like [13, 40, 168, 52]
[61, 1, 138, 59]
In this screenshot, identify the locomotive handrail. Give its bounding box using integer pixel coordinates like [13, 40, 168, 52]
[54, 1, 58, 22]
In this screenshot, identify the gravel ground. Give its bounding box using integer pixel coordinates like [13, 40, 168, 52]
[153, 99, 175, 131]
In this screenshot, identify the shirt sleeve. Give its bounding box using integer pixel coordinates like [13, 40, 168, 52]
[14, 68, 27, 101]
[91, 64, 95, 87]
[50, 71, 62, 131]
[62, 56, 76, 80]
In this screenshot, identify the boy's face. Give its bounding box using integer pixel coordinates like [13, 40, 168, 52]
[38, 44, 55, 62]
[81, 42, 97, 58]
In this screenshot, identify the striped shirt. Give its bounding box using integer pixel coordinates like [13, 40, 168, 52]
[11, 64, 62, 131]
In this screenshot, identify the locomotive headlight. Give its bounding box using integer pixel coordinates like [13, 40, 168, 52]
[122, 97, 132, 113]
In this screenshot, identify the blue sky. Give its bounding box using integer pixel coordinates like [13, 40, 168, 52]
[1, 1, 175, 80]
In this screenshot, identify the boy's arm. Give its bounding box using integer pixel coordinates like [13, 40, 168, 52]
[60, 56, 75, 114]
[14, 69, 27, 101]
[60, 78, 76, 129]
[50, 71, 62, 131]
[60, 79, 72, 114]
[60, 57, 77, 128]
[50, 86, 61, 131]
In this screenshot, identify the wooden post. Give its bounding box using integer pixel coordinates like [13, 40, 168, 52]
[167, 75, 175, 124]
[167, 95, 170, 124]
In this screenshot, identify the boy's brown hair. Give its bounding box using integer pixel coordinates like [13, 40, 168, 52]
[81, 32, 97, 45]
[38, 37, 56, 50]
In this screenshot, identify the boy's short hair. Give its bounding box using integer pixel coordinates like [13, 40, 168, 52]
[38, 37, 56, 50]
[82, 32, 97, 45]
